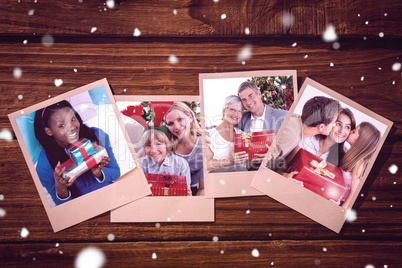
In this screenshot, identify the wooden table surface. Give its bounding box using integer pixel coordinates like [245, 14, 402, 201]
[1, 0, 401, 267]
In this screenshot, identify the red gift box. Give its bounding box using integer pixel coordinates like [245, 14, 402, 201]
[145, 173, 188, 196]
[234, 130, 275, 159]
[286, 149, 346, 202]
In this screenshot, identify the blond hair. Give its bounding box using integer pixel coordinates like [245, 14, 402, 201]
[340, 122, 381, 172]
[164, 101, 201, 140]
[141, 126, 175, 156]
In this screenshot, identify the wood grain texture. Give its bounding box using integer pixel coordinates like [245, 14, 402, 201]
[0, 0, 401, 267]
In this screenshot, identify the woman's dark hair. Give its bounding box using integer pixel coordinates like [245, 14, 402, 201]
[34, 100, 100, 170]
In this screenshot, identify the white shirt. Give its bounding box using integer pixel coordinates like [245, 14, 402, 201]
[299, 135, 330, 160]
[250, 106, 266, 132]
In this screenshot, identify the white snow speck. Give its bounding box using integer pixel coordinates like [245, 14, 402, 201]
[0, 194, 4, 200]
[321, 187, 325, 191]
[155, 223, 161, 228]
[322, 24, 338, 42]
[322, 247, 327, 252]
[245, 27, 250, 35]
[107, 234, 115, 241]
[133, 28, 141, 37]
[173, 9, 177, 15]
[23, 40, 28, 44]
[251, 248, 260, 257]
[365, 21, 369, 25]
[167, 217, 171, 222]
[246, 210, 250, 214]
[168, 55, 179, 64]
[372, 196, 376, 201]
[384, 264, 388, 268]
[304, 55, 308, 58]
[330, 62, 334, 67]
[54, 79, 63, 87]
[362, 229, 366, 233]
[28, 10, 34, 16]
[237, 45, 252, 62]
[241, 190, 246, 194]
[74, 69, 77, 72]
[390, 205, 393, 208]
[392, 81, 395, 85]
[221, 14, 226, 20]
[242, 61, 246, 65]
[361, 193, 364, 197]
[18, 94, 23, 100]
[213, 0, 219, 2]
[360, 76, 365, 81]
[268, 233, 272, 237]
[219, 180, 225, 185]
[392, 62, 401, 71]
[75, 247, 106, 268]
[271, 262, 274, 265]
[389, 164, 398, 174]
[55, 243, 59, 247]
[384, 13, 388, 16]
[365, 265, 374, 268]
[21, 111, 24, 114]
[292, 42, 297, 47]
[0, 129, 13, 141]
[41, 35, 54, 47]
[281, 12, 294, 27]
[346, 209, 357, 223]
[123, 88, 127, 92]
[267, 179, 270, 182]
[358, 14, 360, 17]
[363, 36, 367, 40]
[0, 208, 6, 218]
[379, 32, 384, 38]
[91, 27, 97, 33]
[220, 250, 224, 254]
[20, 227, 29, 238]
[106, 0, 115, 9]
[59, 251, 63, 254]
[212, 236, 219, 242]
[314, 259, 321, 265]
[332, 42, 340, 49]
[152, 253, 157, 259]
[13, 67, 22, 79]
[378, 67, 382, 70]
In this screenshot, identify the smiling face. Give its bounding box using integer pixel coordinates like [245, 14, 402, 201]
[238, 87, 263, 115]
[347, 125, 360, 145]
[165, 109, 192, 140]
[329, 113, 352, 143]
[223, 103, 243, 125]
[44, 107, 80, 148]
[144, 138, 168, 166]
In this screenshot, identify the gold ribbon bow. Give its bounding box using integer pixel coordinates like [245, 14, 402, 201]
[240, 132, 252, 147]
[310, 159, 335, 179]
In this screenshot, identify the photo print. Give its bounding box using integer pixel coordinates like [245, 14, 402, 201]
[251, 78, 393, 233]
[8, 79, 151, 232]
[199, 70, 297, 198]
[111, 95, 214, 223]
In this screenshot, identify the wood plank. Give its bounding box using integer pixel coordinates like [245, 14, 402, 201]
[0, 241, 401, 267]
[0, 0, 400, 37]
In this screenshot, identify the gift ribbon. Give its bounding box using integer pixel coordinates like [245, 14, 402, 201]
[310, 159, 335, 179]
[66, 138, 96, 165]
[240, 132, 252, 147]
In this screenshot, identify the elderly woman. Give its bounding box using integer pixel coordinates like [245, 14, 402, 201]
[205, 95, 249, 173]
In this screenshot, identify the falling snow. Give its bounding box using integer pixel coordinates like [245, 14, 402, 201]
[220, 250, 224, 254]
[245, 27, 250, 35]
[0, 208, 6, 218]
[23, 40, 28, 44]
[20, 227, 29, 238]
[242, 61, 246, 65]
[372, 196, 377, 201]
[362, 229, 366, 233]
[365, 265, 374, 268]
[379, 32, 384, 38]
[54, 79, 63, 87]
[169, 55, 179, 64]
[219, 180, 225, 185]
[361, 76, 364, 81]
[388, 164, 398, 174]
[0, 129, 13, 141]
[365, 21, 369, 25]
[18, 94, 23, 100]
[221, 14, 226, 20]
[246, 210, 250, 214]
[333, 42, 340, 49]
[28, 10, 34, 16]
[392, 62, 401, 71]
[241, 190, 246, 194]
[13, 67, 22, 79]
[322, 247, 327, 252]
[292, 42, 297, 47]
[133, 28, 141, 37]
[75, 247, 106, 268]
[0, 194, 4, 200]
[346, 209, 357, 223]
[106, 0, 115, 9]
[91, 27, 97, 33]
[330, 62, 334, 67]
[213, 0, 219, 3]
[173, 9, 177, 15]
[152, 253, 157, 259]
[107, 234, 115, 241]
[322, 24, 338, 42]
[212, 236, 219, 242]
[281, 12, 294, 27]
[41, 35, 54, 47]
[74, 69, 78, 72]
[56, 243, 59, 247]
[304, 55, 308, 59]
[155, 223, 161, 228]
[237, 45, 252, 62]
[252, 248, 260, 257]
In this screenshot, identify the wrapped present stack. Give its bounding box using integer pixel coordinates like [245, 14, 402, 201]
[145, 173, 188, 196]
[234, 130, 275, 159]
[55, 138, 108, 183]
[286, 149, 346, 202]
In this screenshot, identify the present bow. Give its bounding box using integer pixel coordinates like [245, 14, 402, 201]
[240, 132, 252, 147]
[157, 172, 179, 186]
[310, 159, 335, 179]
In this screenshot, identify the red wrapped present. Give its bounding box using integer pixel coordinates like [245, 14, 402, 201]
[145, 173, 188, 196]
[56, 142, 108, 183]
[234, 130, 275, 159]
[286, 149, 346, 202]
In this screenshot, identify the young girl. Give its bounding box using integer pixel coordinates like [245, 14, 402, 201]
[164, 102, 204, 196]
[34, 100, 120, 206]
[340, 121, 381, 208]
[139, 126, 192, 196]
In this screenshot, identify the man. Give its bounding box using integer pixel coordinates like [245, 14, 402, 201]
[237, 81, 289, 165]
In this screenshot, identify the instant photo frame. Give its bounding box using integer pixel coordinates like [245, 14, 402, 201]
[199, 70, 298, 198]
[8, 78, 151, 232]
[251, 78, 393, 233]
[111, 95, 214, 223]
